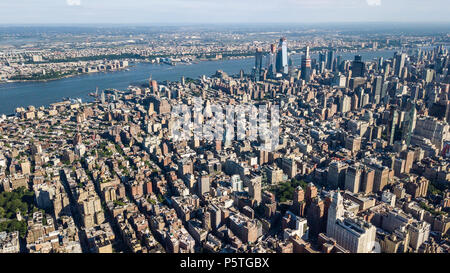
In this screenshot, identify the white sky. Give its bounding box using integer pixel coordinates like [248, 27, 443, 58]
[0, 0, 449, 24]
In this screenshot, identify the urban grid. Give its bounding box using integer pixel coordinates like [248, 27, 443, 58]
[0, 3, 449, 256]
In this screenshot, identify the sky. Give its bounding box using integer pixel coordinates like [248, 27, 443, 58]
[0, 0, 449, 25]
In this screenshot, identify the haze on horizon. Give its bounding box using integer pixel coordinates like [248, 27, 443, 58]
[0, 0, 449, 25]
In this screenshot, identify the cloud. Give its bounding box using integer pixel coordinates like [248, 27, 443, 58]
[366, 0, 381, 6]
[66, 0, 81, 6]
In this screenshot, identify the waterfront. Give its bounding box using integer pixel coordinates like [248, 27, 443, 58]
[0, 49, 397, 115]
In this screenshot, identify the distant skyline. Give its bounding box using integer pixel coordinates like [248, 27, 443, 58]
[0, 0, 449, 25]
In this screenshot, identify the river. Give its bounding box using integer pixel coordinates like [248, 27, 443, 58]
[0, 49, 397, 115]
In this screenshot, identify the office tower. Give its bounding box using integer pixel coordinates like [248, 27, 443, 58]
[336, 55, 342, 72]
[403, 102, 417, 146]
[327, 49, 335, 70]
[254, 48, 263, 81]
[394, 52, 406, 77]
[356, 88, 365, 108]
[345, 165, 362, 193]
[267, 43, 277, 77]
[301, 46, 312, 83]
[389, 109, 399, 145]
[373, 76, 383, 104]
[381, 80, 389, 102]
[319, 52, 327, 73]
[319, 51, 327, 64]
[276, 37, 289, 74]
[352, 55, 365, 78]
[326, 191, 344, 239]
[378, 57, 384, 70]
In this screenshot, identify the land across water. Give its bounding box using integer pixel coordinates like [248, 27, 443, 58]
[0, 49, 398, 115]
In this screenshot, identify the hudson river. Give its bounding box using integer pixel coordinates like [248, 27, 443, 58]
[0, 49, 397, 115]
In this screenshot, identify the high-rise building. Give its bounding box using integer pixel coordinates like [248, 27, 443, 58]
[345, 165, 362, 193]
[326, 191, 344, 239]
[351, 55, 365, 78]
[198, 175, 210, 196]
[381, 81, 389, 102]
[328, 161, 348, 189]
[248, 177, 262, 205]
[373, 76, 383, 104]
[276, 37, 289, 74]
[389, 109, 399, 146]
[319, 52, 327, 73]
[373, 165, 389, 192]
[254, 48, 263, 81]
[231, 174, 243, 192]
[331, 217, 376, 253]
[394, 52, 407, 77]
[360, 167, 375, 194]
[413, 116, 450, 151]
[327, 50, 336, 70]
[307, 198, 326, 240]
[408, 221, 431, 251]
[301, 46, 312, 83]
[339, 95, 352, 113]
[403, 102, 417, 146]
[267, 43, 277, 77]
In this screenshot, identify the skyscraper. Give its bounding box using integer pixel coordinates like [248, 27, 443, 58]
[351, 55, 365, 78]
[327, 49, 335, 70]
[276, 37, 288, 74]
[381, 80, 389, 103]
[394, 52, 406, 77]
[254, 48, 263, 81]
[373, 76, 383, 104]
[301, 46, 312, 83]
[267, 43, 277, 77]
[404, 102, 417, 146]
[389, 109, 399, 146]
[345, 165, 362, 193]
[326, 191, 344, 239]
[319, 51, 327, 73]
